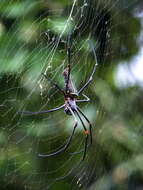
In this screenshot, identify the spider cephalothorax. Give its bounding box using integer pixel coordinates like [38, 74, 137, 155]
[64, 96, 77, 115]
[19, 39, 98, 160]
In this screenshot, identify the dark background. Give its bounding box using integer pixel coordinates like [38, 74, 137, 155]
[0, 0, 143, 189]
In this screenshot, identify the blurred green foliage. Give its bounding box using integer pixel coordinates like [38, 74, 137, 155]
[0, 0, 143, 190]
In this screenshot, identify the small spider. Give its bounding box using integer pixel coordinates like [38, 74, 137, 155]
[19, 39, 98, 160]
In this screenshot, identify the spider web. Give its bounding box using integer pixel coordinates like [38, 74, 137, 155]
[0, 0, 141, 190]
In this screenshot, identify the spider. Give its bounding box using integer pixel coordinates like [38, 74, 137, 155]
[19, 39, 98, 160]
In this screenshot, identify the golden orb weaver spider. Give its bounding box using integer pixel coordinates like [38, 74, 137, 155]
[19, 37, 98, 161]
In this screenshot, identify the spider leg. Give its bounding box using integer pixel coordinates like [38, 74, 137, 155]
[17, 104, 65, 116]
[76, 94, 90, 103]
[78, 40, 98, 94]
[38, 106, 78, 157]
[83, 132, 89, 160]
[77, 106, 92, 145]
[42, 73, 65, 96]
[75, 110, 89, 161]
